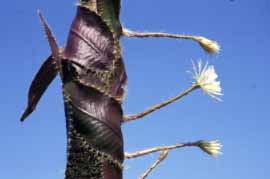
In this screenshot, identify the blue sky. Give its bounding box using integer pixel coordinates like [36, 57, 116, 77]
[1, 0, 270, 178]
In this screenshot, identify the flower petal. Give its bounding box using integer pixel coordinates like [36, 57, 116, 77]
[191, 60, 223, 101]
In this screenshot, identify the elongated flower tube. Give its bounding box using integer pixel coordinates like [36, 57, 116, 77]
[122, 29, 220, 54]
[192, 60, 223, 101]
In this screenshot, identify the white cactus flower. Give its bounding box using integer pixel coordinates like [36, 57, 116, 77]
[192, 60, 223, 101]
[197, 140, 223, 157]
